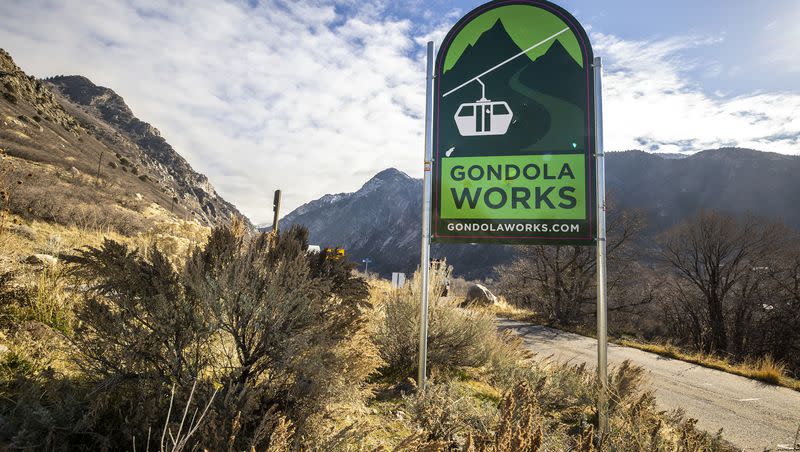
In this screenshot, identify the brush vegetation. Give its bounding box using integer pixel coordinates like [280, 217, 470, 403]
[0, 219, 734, 450]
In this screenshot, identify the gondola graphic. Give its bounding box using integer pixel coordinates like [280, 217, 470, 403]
[453, 78, 512, 136]
[443, 27, 569, 138]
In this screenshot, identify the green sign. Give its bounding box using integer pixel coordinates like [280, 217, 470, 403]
[432, 0, 596, 244]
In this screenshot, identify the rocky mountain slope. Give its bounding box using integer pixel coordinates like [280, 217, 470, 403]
[282, 149, 800, 278]
[282, 168, 513, 278]
[0, 48, 245, 232]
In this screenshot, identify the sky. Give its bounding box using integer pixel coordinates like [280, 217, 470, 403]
[0, 0, 798, 223]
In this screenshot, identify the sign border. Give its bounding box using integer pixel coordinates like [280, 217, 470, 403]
[431, 0, 596, 245]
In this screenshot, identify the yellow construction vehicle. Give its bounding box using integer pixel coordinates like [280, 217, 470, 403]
[322, 247, 345, 260]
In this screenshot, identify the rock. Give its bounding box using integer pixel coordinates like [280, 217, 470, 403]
[462, 284, 498, 307]
[24, 254, 58, 266]
[9, 224, 36, 241]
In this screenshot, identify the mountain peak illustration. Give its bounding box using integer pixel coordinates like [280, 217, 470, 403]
[443, 19, 521, 92]
[539, 39, 579, 69]
[518, 38, 584, 107]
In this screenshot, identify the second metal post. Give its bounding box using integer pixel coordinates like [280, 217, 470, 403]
[418, 41, 435, 390]
[593, 56, 609, 435]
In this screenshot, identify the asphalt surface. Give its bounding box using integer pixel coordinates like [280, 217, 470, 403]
[498, 319, 800, 451]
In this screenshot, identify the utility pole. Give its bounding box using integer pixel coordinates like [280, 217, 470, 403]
[362, 258, 372, 274]
[95, 151, 104, 186]
[272, 189, 281, 234]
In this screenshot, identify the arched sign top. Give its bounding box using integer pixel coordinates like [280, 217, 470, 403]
[431, 0, 597, 245]
[437, 1, 592, 74]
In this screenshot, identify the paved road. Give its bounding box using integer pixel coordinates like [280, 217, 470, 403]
[499, 319, 800, 451]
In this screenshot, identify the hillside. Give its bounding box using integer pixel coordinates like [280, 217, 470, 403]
[0, 48, 246, 233]
[607, 149, 800, 232]
[282, 149, 800, 278]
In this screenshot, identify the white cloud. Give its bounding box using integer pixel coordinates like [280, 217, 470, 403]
[0, 0, 427, 223]
[595, 33, 800, 155]
[760, 5, 800, 74]
[0, 2, 798, 222]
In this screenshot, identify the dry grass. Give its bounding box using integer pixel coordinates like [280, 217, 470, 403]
[482, 296, 538, 321]
[133, 217, 210, 264]
[618, 339, 800, 391]
[367, 277, 395, 308]
[0, 211, 208, 267]
[0, 214, 212, 378]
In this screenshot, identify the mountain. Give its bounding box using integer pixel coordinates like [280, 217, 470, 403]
[607, 148, 800, 232]
[282, 168, 425, 272]
[282, 149, 800, 278]
[0, 48, 247, 231]
[282, 167, 513, 277]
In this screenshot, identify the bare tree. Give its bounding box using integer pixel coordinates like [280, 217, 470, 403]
[765, 233, 800, 371]
[496, 204, 650, 325]
[659, 210, 780, 354]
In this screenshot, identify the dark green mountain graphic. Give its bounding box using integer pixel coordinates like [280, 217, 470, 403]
[442, 19, 526, 92]
[519, 39, 584, 107]
[439, 19, 587, 156]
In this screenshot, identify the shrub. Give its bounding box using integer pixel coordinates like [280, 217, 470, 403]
[404, 379, 496, 445]
[10, 223, 381, 450]
[183, 224, 377, 442]
[376, 263, 502, 381]
[747, 355, 785, 385]
[402, 360, 730, 451]
[464, 381, 565, 451]
[0, 266, 74, 335]
[1, 92, 15, 104]
[68, 239, 212, 386]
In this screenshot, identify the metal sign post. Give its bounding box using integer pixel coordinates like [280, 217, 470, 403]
[593, 56, 609, 436]
[418, 40, 435, 390]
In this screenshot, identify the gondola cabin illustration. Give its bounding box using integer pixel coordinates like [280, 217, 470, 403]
[450, 78, 513, 137]
[454, 99, 512, 136]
